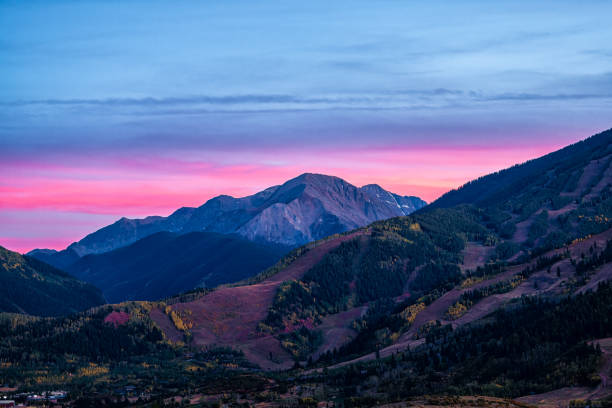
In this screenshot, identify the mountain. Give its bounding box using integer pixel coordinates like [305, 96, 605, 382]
[145, 128, 612, 380]
[65, 231, 288, 303]
[361, 183, 427, 212]
[0, 246, 104, 317]
[29, 173, 425, 265]
[222, 173, 426, 246]
[429, 128, 612, 210]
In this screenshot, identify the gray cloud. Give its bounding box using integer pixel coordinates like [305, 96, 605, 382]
[3, 85, 611, 112]
[0, 90, 466, 108]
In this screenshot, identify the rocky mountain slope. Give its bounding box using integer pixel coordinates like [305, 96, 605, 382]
[0, 246, 104, 316]
[29, 174, 426, 265]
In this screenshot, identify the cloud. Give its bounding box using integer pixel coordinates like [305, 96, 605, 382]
[4, 80, 611, 113]
[2, 95, 303, 107]
[480, 92, 612, 101]
[1, 91, 462, 108]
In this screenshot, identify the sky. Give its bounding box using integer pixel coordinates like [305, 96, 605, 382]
[1, 0, 612, 253]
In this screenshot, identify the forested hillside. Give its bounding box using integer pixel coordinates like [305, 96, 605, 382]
[135, 129, 612, 406]
[305, 281, 612, 403]
[3, 279, 610, 405]
[0, 302, 259, 399]
[430, 128, 612, 210]
[262, 207, 488, 337]
[0, 246, 104, 317]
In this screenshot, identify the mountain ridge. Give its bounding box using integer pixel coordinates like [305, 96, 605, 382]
[428, 128, 612, 209]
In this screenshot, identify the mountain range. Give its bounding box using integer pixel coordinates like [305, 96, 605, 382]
[3, 129, 612, 406]
[24, 174, 425, 302]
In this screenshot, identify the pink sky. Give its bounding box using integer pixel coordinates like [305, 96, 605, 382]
[0, 141, 573, 253]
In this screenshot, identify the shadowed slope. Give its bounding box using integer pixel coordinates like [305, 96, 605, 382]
[67, 231, 287, 303]
[0, 246, 104, 316]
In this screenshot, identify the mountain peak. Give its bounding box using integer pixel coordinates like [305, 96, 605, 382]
[361, 183, 388, 194]
[289, 172, 345, 185]
[27, 248, 58, 256]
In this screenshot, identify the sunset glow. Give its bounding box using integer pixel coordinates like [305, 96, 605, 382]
[0, 141, 588, 253]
